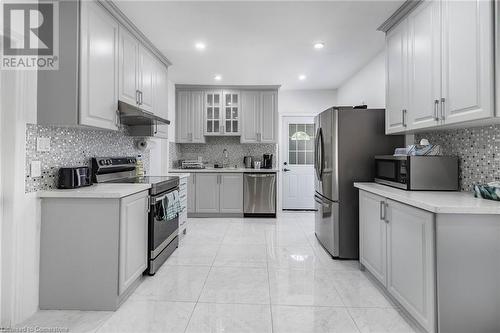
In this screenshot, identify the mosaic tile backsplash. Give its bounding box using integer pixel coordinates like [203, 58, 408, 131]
[170, 137, 276, 168]
[25, 124, 150, 192]
[416, 124, 500, 191]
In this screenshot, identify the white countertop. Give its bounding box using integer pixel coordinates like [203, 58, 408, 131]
[38, 183, 151, 199]
[166, 172, 190, 178]
[169, 168, 279, 173]
[354, 182, 500, 215]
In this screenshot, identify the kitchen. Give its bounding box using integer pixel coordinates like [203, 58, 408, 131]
[0, 0, 499, 333]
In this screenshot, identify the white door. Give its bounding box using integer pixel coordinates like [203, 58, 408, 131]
[79, 0, 119, 130]
[441, 0, 494, 124]
[407, 0, 441, 130]
[281, 116, 315, 210]
[386, 19, 409, 133]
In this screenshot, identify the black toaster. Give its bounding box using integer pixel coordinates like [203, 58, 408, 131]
[57, 167, 92, 189]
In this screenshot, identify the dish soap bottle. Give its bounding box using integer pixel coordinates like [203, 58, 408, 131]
[136, 155, 145, 177]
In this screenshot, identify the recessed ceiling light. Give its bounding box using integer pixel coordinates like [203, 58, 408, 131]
[214, 74, 222, 81]
[298, 74, 307, 81]
[314, 42, 325, 49]
[195, 42, 206, 50]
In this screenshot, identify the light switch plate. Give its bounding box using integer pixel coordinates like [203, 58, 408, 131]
[37, 137, 51, 152]
[30, 161, 41, 178]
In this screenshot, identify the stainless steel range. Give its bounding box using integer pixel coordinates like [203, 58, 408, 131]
[91, 157, 180, 275]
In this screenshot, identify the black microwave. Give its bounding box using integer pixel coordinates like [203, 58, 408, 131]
[374, 155, 459, 191]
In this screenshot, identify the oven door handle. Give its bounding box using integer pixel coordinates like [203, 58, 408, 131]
[152, 189, 179, 204]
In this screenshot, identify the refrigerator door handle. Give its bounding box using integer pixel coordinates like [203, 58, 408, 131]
[314, 127, 320, 180]
[318, 128, 324, 180]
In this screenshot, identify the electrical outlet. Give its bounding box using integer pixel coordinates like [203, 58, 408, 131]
[30, 161, 41, 178]
[37, 137, 51, 152]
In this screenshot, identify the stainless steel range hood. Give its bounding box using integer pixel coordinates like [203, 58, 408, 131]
[118, 100, 170, 137]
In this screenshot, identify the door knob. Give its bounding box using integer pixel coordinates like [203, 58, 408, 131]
[283, 168, 291, 172]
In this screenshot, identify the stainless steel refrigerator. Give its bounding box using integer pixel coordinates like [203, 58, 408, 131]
[314, 107, 403, 259]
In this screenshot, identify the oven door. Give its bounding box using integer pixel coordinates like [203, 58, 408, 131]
[149, 188, 179, 259]
[374, 156, 407, 189]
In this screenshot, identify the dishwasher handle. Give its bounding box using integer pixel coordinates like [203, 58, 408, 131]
[245, 173, 275, 178]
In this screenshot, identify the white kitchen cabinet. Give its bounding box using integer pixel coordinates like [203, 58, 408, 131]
[219, 174, 243, 213]
[195, 174, 220, 213]
[385, 19, 409, 134]
[118, 191, 149, 295]
[407, 0, 441, 130]
[187, 173, 196, 213]
[240, 90, 277, 143]
[385, 0, 494, 134]
[118, 27, 139, 108]
[153, 59, 169, 138]
[223, 90, 241, 135]
[138, 46, 155, 113]
[386, 199, 436, 333]
[260, 91, 277, 143]
[240, 91, 260, 143]
[441, 0, 494, 124]
[176, 90, 205, 143]
[79, 0, 119, 131]
[359, 190, 387, 285]
[205, 90, 223, 135]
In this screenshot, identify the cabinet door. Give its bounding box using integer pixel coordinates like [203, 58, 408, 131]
[219, 174, 243, 213]
[176, 90, 191, 143]
[118, 27, 139, 107]
[154, 62, 168, 138]
[191, 91, 206, 143]
[260, 91, 277, 143]
[359, 190, 387, 285]
[441, 0, 494, 124]
[240, 91, 260, 143]
[222, 90, 240, 135]
[204, 90, 223, 135]
[119, 191, 148, 294]
[138, 46, 155, 112]
[386, 199, 435, 333]
[79, 1, 119, 131]
[195, 174, 220, 213]
[386, 20, 409, 134]
[187, 174, 196, 213]
[407, 1, 441, 130]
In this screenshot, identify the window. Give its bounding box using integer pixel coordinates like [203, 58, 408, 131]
[288, 123, 314, 165]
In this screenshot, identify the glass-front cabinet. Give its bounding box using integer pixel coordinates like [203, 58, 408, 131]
[204, 90, 240, 136]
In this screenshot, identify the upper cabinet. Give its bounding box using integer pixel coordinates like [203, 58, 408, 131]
[240, 90, 278, 143]
[385, 0, 494, 134]
[79, 1, 120, 131]
[37, 0, 171, 134]
[176, 87, 278, 143]
[176, 90, 205, 143]
[204, 90, 240, 136]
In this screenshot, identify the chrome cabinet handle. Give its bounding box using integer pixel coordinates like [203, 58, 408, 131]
[136, 90, 140, 105]
[140, 91, 143, 105]
[434, 100, 439, 121]
[379, 201, 385, 220]
[402, 109, 407, 127]
[440, 97, 446, 120]
[384, 203, 389, 223]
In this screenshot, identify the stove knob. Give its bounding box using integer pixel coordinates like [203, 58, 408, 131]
[99, 160, 105, 166]
[107, 159, 112, 165]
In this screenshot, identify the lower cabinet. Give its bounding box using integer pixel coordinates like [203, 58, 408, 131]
[118, 191, 149, 294]
[359, 190, 436, 333]
[187, 174, 196, 213]
[191, 173, 243, 215]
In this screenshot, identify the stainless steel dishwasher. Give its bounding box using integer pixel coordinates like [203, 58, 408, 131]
[243, 173, 276, 217]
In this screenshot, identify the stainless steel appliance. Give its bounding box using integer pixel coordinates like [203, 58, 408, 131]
[244, 156, 253, 168]
[374, 155, 459, 190]
[262, 154, 273, 169]
[91, 157, 180, 275]
[244, 173, 276, 217]
[314, 107, 404, 259]
[118, 100, 170, 137]
[57, 166, 92, 189]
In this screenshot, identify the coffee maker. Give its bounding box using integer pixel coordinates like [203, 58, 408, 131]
[262, 154, 273, 169]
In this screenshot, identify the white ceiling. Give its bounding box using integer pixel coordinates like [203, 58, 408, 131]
[115, 1, 402, 90]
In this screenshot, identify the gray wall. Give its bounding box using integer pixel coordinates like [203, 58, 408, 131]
[415, 124, 500, 191]
[25, 124, 150, 192]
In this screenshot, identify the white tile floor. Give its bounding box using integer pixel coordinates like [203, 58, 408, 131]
[18, 212, 418, 333]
